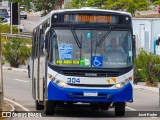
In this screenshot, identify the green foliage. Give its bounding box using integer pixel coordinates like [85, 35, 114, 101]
[70, 0, 150, 16]
[134, 49, 160, 86]
[0, 24, 18, 33]
[9, 0, 62, 16]
[2, 38, 31, 68]
[154, 0, 160, 5]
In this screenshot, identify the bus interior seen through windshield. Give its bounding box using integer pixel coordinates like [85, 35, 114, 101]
[49, 27, 133, 68]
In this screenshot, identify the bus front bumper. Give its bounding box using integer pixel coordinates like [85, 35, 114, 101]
[47, 82, 133, 102]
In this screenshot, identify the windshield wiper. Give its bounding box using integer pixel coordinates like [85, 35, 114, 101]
[70, 26, 82, 48]
[96, 26, 113, 46]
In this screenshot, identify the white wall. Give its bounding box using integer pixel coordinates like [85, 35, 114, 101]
[132, 18, 160, 53]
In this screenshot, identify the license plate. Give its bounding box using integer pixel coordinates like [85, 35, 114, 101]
[83, 92, 98, 96]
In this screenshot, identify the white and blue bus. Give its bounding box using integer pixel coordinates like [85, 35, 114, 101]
[31, 8, 134, 116]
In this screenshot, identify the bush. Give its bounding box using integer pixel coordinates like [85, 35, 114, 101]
[2, 38, 31, 68]
[134, 49, 160, 87]
[0, 24, 18, 33]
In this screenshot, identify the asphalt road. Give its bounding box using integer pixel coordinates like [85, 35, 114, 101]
[21, 13, 42, 32]
[2, 69, 160, 119]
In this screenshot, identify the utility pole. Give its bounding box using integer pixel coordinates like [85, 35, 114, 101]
[10, 2, 13, 34]
[0, 28, 4, 111]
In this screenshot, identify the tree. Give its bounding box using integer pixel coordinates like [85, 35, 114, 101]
[64, 1, 75, 9]
[2, 38, 31, 68]
[134, 49, 160, 87]
[9, 0, 62, 16]
[154, 0, 160, 5]
[70, 0, 150, 16]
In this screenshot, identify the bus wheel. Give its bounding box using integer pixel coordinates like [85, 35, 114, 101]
[114, 102, 125, 116]
[45, 100, 56, 115]
[35, 100, 44, 110]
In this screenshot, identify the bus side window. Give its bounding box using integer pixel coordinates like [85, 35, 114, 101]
[45, 34, 48, 50]
[32, 32, 36, 59]
[39, 29, 44, 56]
[35, 29, 39, 59]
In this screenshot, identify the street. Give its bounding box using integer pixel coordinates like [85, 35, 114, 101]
[0, 2, 159, 120]
[2, 68, 160, 119]
[21, 13, 41, 32]
[2, 14, 160, 119]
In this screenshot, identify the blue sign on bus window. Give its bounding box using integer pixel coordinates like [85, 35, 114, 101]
[92, 56, 103, 67]
[59, 44, 72, 60]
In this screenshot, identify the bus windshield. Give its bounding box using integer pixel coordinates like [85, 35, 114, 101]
[49, 28, 133, 68]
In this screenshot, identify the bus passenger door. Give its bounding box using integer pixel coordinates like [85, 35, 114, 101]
[37, 28, 45, 102]
[31, 31, 36, 99]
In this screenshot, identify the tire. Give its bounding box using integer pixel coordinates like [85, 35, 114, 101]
[24, 17, 27, 19]
[45, 100, 56, 115]
[115, 102, 125, 116]
[90, 103, 99, 110]
[35, 100, 44, 110]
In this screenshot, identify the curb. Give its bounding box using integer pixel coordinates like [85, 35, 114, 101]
[2, 67, 27, 72]
[134, 84, 159, 93]
[2, 100, 15, 112]
[8, 102, 15, 112]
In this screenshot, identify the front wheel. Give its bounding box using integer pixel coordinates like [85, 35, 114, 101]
[114, 102, 125, 116]
[35, 100, 44, 110]
[45, 100, 56, 115]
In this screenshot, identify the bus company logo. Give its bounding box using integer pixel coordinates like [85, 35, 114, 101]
[2, 112, 11, 117]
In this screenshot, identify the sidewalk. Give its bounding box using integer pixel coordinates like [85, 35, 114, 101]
[2, 63, 27, 72]
[134, 83, 159, 93]
[0, 101, 15, 119]
[2, 66, 27, 72]
[0, 92, 15, 119]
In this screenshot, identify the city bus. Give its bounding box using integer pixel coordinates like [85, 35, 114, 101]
[31, 8, 134, 116]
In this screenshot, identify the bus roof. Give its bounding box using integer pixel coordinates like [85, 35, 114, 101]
[34, 9, 132, 30]
[50, 9, 131, 16]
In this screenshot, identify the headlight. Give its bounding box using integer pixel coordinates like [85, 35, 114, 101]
[48, 74, 69, 88]
[115, 76, 132, 89]
[115, 82, 125, 89]
[59, 82, 67, 88]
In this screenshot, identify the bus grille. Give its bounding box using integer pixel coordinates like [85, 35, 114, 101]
[68, 93, 112, 101]
[60, 70, 119, 77]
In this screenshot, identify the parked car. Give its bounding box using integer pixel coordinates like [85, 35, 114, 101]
[2, 18, 24, 32]
[20, 6, 27, 19]
[8, 7, 27, 19]
[0, 8, 9, 20]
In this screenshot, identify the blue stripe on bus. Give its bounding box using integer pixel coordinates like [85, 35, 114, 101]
[47, 81, 133, 102]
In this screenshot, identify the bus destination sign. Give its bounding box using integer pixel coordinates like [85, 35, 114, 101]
[64, 14, 119, 24]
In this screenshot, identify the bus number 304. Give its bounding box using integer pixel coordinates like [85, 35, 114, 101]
[67, 78, 80, 83]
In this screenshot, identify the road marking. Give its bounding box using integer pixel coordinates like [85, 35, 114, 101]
[126, 106, 136, 111]
[4, 98, 30, 111]
[14, 79, 29, 83]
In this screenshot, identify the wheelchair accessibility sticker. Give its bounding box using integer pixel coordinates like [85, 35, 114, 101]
[92, 56, 103, 67]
